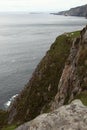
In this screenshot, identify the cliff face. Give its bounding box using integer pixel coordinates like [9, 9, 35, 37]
[8, 26, 87, 126]
[8, 33, 72, 124]
[57, 4, 87, 17]
[51, 26, 87, 109]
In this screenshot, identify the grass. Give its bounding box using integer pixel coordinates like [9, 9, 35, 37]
[74, 91, 87, 106]
[68, 30, 80, 39]
[0, 110, 8, 129]
[2, 125, 16, 130]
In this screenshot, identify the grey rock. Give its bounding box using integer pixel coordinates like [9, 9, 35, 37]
[15, 100, 87, 130]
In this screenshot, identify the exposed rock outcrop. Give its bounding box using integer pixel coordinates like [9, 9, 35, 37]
[54, 4, 87, 17]
[15, 100, 87, 130]
[51, 26, 87, 109]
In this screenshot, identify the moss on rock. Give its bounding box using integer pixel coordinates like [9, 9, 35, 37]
[0, 110, 8, 129]
[74, 91, 87, 106]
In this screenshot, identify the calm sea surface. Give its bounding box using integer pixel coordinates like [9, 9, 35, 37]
[0, 13, 86, 109]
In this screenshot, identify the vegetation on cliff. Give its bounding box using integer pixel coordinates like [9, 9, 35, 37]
[8, 34, 72, 124]
[50, 26, 87, 110]
[0, 110, 8, 129]
[74, 29, 87, 105]
[7, 30, 81, 126]
[2, 125, 16, 130]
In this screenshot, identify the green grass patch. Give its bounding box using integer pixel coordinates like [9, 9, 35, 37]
[74, 91, 87, 106]
[2, 125, 16, 130]
[68, 30, 80, 39]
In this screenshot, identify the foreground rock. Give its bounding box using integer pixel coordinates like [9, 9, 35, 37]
[16, 100, 87, 130]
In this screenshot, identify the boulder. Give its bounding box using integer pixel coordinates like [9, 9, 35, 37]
[16, 100, 87, 130]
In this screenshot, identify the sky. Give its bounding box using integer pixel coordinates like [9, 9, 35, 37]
[0, 0, 87, 12]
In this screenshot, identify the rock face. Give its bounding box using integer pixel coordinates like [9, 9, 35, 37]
[57, 4, 87, 17]
[51, 26, 87, 109]
[15, 100, 87, 130]
[8, 25, 87, 125]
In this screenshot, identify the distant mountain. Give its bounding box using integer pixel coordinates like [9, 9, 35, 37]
[53, 4, 87, 17]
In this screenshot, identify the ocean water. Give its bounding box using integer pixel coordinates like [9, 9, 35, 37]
[0, 13, 87, 109]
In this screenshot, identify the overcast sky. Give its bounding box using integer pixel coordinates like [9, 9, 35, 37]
[0, 0, 87, 12]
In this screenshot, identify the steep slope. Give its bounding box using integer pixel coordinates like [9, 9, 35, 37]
[56, 4, 87, 17]
[51, 25, 87, 110]
[8, 32, 74, 124]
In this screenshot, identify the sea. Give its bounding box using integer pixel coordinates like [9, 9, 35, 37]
[0, 13, 86, 109]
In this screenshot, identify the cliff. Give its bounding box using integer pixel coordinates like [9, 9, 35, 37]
[8, 31, 72, 124]
[7, 25, 87, 124]
[54, 4, 87, 17]
[1, 26, 87, 129]
[51, 25, 87, 110]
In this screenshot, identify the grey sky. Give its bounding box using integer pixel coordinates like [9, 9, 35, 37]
[0, 0, 87, 12]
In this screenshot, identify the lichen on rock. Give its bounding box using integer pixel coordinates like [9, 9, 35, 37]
[15, 100, 87, 130]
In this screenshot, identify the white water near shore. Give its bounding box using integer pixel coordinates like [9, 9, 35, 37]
[4, 94, 18, 109]
[0, 13, 87, 109]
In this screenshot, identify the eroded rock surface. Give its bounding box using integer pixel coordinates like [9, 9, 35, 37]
[16, 100, 87, 130]
[51, 26, 87, 110]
